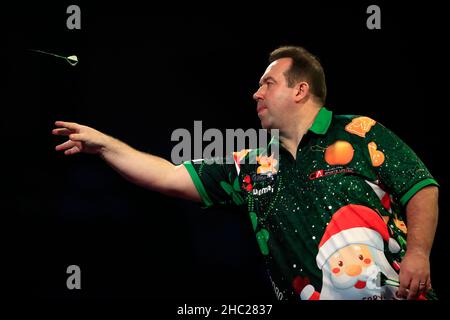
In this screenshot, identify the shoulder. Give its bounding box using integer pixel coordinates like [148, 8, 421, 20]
[332, 114, 377, 127]
[329, 114, 401, 148]
[330, 114, 380, 138]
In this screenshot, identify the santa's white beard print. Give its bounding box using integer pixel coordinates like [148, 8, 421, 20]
[321, 264, 383, 300]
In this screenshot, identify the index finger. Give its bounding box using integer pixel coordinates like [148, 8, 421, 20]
[397, 278, 410, 299]
[407, 281, 420, 300]
[54, 121, 79, 130]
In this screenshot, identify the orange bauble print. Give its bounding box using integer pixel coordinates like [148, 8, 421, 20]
[324, 140, 355, 165]
[368, 142, 385, 167]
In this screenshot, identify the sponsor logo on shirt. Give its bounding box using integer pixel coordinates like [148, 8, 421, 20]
[252, 185, 274, 196]
[309, 167, 355, 180]
[251, 173, 276, 182]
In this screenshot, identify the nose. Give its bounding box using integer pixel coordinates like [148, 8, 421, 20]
[253, 87, 264, 101]
[345, 264, 362, 277]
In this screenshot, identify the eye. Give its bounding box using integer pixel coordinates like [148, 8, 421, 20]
[338, 261, 343, 267]
[358, 254, 364, 260]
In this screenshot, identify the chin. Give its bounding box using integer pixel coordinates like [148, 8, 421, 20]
[260, 120, 272, 130]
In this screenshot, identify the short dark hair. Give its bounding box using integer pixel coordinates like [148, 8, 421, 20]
[269, 46, 327, 105]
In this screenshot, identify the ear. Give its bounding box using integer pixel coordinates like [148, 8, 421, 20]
[294, 82, 309, 102]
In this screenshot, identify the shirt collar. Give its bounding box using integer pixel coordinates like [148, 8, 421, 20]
[267, 107, 332, 148]
[309, 107, 332, 135]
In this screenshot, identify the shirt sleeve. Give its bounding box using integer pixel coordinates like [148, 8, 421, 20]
[364, 121, 439, 207]
[183, 158, 245, 208]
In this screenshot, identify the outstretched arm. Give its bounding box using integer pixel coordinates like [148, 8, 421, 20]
[397, 185, 439, 299]
[52, 121, 201, 202]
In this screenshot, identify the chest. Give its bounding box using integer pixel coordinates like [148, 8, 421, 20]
[244, 141, 378, 222]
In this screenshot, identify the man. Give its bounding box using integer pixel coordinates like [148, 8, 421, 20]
[53, 46, 439, 300]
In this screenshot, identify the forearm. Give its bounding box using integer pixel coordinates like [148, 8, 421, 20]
[404, 186, 439, 257]
[99, 135, 176, 193]
[53, 121, 200, 201]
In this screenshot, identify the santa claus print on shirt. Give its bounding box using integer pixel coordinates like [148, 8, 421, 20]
[300, 204, 401, 300]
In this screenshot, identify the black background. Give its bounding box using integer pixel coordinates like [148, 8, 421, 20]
[4, 0, 450, 313]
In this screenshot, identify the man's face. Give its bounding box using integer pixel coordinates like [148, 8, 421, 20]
[253, 58, 297, 129]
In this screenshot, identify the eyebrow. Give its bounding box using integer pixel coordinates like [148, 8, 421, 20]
[259, 76, 277, 86]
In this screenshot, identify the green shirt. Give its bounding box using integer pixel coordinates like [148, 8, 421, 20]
[183, 108, 439, 300]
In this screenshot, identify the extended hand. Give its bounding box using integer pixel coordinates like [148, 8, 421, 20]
[52, 121, 108, 155]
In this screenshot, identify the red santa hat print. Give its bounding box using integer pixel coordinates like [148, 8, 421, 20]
[316, 204, 400, 269]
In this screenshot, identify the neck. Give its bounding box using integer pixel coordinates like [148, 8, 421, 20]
[279, 103, 321, 159]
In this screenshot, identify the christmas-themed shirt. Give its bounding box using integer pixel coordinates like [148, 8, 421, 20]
[183, 107, 439, 300]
